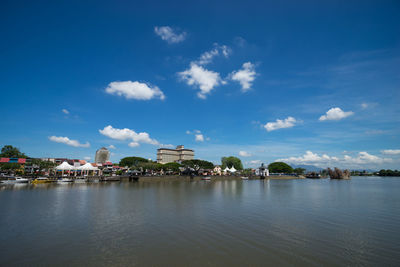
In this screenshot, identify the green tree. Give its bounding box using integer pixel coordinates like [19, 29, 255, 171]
[268, 162, 293, 173]
[0, 145, 27, 158]
[0, 162, 21, 171]
[182, 159, 214, 169]
[162, 162, 182, 172]
[293, 167, 306, 175]
[221, 156, 243, 170]
[119, 157, 149, 167]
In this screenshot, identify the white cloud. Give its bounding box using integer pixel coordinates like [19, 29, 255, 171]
[239, 151, 251, 157]
[84, 156, 91, 161]
[154, 26, 186, 44]
[105, 81, 165, 101]
[277, 151, 393, 168]
[108, 145, 116, 149]
[178, 63, 222, 99]
[264, 117, 297, 132]
[62, 109, 69, 115]
[195, 134, 204, 142]
[381, 149, 400, 155]
[230, 62, 257, 92]
[196, 44, 231, 65]
[361, 103, 369, 109]
[319, 107, 354, 121]
[49, 136, 90, 148]
[249, 160, 261, 165]
[99, 125, 159, 147]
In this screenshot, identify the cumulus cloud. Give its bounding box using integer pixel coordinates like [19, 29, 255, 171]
[381, 149, 400, 155]
[178, 63, 222, 99]
[277, 151, 392, 168]
[62, 109, 69, 115]
[319, 107, 354, 121]
[108, 145, 116, 149]
[195, 134, 204, 142]
[99, 125, 159, 147]
[84, 156, 91, 161]
[230, 62, 257, 92]
[239, 151, 251, 157]
[249, 160, 261, 165]
[49, 136, 90, 148]
[154, 26, 186, 44]
[196, 44, 231, 65]
[264, 117, 297, 132]
[105, 81, 165, 100]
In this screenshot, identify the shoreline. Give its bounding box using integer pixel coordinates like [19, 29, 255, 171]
[136, 175, 304, 182]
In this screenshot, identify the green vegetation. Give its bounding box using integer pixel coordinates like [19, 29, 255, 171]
[162, 162, 182, 172]
[30, 158, 56, 170]
[182, 159, 214, 169]
[377, 169, 400, 176]
[268, 162, 293, 173]
[241, 168, 253, 176]
[293, 167, 306, 175]
[119, 156, 150, 167]
[221, 156, 243, 170]
[0, 145, 27, 158]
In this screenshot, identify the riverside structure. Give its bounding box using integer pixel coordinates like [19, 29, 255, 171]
[157, 145, 194, 164]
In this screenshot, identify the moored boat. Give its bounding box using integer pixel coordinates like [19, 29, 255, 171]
[202, 176, 211, 181]
[241, 176, 249, 180]
[58, 178, 74, 183]
[31, 177, 51, 184]
[1, 177, 29, 184]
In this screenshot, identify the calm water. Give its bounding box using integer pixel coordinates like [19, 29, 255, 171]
[1, 177, 399, 266]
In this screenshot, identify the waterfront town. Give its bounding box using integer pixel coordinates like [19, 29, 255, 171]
[0, 144, 398, 183]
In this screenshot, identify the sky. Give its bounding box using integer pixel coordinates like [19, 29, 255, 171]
[1, 0, 399, 169]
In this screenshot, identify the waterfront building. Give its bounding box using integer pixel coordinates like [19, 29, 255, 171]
[157, 145, 194, 164]
[95, 147, 110, 164]
[213, 165, 222, 175]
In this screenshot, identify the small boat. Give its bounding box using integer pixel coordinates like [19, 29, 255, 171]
[241, 176, 249, 180]
[1, 177, 29, 184]
[58, 178, 74, 183]
[31, 177, 51, 184]
[102, 176, 121, 182]
[74, 178, 87, 183]
[202, 176, 211, 181]
[305, 172, 321, 179]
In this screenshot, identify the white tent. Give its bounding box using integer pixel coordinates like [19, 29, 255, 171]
[56, 161, 75, 176]
[229, 166, 237, 173]
[79, 163, 98, 171]
[56, 161, 74, 170]
[223, 167, 230, 172]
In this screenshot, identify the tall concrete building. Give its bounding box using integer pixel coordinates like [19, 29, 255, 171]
[95, 147, 110, 164]
[157, 145, 194, 164]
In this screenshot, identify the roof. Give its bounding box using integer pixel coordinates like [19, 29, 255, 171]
[0, 158, 9, 163]
[18, 158, 26, 163]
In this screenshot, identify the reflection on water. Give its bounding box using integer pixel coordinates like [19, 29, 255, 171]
[0, 177, 400, 266]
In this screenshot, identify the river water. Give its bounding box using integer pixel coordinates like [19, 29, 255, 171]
[0, 177, 399, 266]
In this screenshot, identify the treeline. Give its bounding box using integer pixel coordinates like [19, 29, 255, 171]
[377, 169, 400, 176]
[119, 157, 215, 172]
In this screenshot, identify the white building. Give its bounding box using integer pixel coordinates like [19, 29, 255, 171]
[157, 145, 194, 164]
[95, 147, 110, 164]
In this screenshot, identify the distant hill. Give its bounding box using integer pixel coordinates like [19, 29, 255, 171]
[290, 164, 324, 172]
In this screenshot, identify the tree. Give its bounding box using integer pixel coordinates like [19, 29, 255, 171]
[293, 168, 305, 175]
[0, 162, 21, 171]
[162, 162, 182, 172]
[182, 159, 214, 169]
[221, 156, 243, 170]
[268, 162, 293, 173]
[119, 157, 149, 167]
[0, 145, 27, 158]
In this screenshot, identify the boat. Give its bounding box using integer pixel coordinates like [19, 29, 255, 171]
[58, 178, 74, 183]
[74, 178, 87, 183]
[305, 172, 321, 179]
[31, 177, 51, 184]
[1, 177, 29, 184]
[241, 176, 249, 180]
[202, 176, 211, 181]
[101, 176, 121, 182]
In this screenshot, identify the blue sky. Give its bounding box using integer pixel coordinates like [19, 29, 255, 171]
[1, 0, 399, 169]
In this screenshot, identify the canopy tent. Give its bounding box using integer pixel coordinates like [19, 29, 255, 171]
[229, 166, 237, 173]
[56, 161, 74, 170]
[78, 163, 98, 171]
[223, 167, 230, 172]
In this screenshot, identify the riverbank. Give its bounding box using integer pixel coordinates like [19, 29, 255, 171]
[136, 175, 304, 182]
